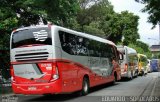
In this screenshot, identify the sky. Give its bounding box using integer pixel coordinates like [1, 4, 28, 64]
[108, 0, 159, 46]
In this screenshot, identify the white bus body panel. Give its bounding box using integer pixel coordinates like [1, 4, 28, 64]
[10, 25, 116, 78]
[117, 46, 138, 78]
[52, 26, 114, 76]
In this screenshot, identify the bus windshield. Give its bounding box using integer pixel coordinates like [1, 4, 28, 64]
[11, 27, 52, 48]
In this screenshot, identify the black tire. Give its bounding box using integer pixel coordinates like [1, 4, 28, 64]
[81, 77, 89, 96]
[130, 71, 133, 79]
[141, 70, 144, 76]
[112, 73, 117, 85]
[134, 69, 138, 77]
[43, 94, 52, 97]
[139, 70, 144, 76]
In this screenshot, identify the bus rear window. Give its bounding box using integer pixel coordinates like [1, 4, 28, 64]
[11, 27, 52, 48]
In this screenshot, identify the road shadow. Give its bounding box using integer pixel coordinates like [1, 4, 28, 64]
[118, 76, 138, 82]
[22, 82, 119, 102]
[89, 82, 119, 94]
[26, 93, 80, 102]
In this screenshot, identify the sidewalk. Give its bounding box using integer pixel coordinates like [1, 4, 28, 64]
[151, 74, 160, 96]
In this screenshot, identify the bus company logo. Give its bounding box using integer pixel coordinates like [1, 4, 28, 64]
[33, 30, 48, 42]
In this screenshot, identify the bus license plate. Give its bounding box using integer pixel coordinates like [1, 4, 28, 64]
[28, 86, 37, 90]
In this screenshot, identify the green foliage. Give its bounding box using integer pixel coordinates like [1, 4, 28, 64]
[0, 0, 80, 79]
[77, 0, 114, 32]
[83, 24, 105, 37]
[120, 11, 140, 45]
[103, 11, 139, 44]
[135, 0, 160, 28]
[35, 0, 80, 27]
[128, 41, 152, 58]
[0, 0, 150, 78]
[77, 0, 139, 44]
[153, 53, 160, 59]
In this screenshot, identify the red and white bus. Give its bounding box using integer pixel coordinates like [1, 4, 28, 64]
[10, 25, 121, 95]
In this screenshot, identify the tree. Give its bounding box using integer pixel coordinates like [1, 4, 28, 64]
[101, 11, 139, 44]
[36, 0, 80, 27]
[78, 0, 100, 9]
[120, 11, 140, 45]
[77, 0, 115, 36]
[128, 41, 152, 58]
[0, 0, 45, 79]
[0, 0, 141, 78]
[135, 0, 160, 28]
[0, 0, 80, 79]
[77, 0, 140, 44]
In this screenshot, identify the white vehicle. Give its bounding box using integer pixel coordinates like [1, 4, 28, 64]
[117, 46, 138, 79]
[10, 25, 122, 95]
[147, 59, 151, 73]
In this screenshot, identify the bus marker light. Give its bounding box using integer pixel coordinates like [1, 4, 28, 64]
[53, 74, 59, 79]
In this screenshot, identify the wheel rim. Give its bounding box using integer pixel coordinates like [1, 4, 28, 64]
[83, 81, 88, 93]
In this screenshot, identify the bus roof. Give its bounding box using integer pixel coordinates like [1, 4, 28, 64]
[137, 53, 147, 57]
[13, 25, 116, 46]
[126, 46, 137, 55]
[53, 25, 116, 46]
[117, 45, 137, 55]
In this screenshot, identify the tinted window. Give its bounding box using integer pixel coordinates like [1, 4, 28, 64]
[12, 27, 52, 48]
[88, 40, 100, 57]
[76, 37, 88, 56]
[59, 30, 116, 58]
[59, 31, 88, 56]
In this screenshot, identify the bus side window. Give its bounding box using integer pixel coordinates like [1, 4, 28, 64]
[76, 37, 88, 56]
[59, 31, 90, 56]
[110, 46, 117, 60]
[59, 31, 77, 55]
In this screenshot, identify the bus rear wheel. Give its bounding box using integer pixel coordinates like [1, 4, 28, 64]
[111, 72, 117, 85]
[81, 77, 89, 96]
[130, 71, 133, 79]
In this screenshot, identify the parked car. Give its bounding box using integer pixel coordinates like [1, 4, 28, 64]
[146, 59, 152, 73]
[150, 59, 159, 72]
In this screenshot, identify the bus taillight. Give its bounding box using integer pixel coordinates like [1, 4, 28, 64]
[10, 66, 15, 83]
[50, 64, 59, 82]
[38, 63, 59, 81]
[124, 64, 128, 72]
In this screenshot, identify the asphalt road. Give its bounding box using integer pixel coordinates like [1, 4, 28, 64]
[1, 72, 160, 102]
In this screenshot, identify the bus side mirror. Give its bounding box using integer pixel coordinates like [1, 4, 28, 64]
[119, 53, 123, 60]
